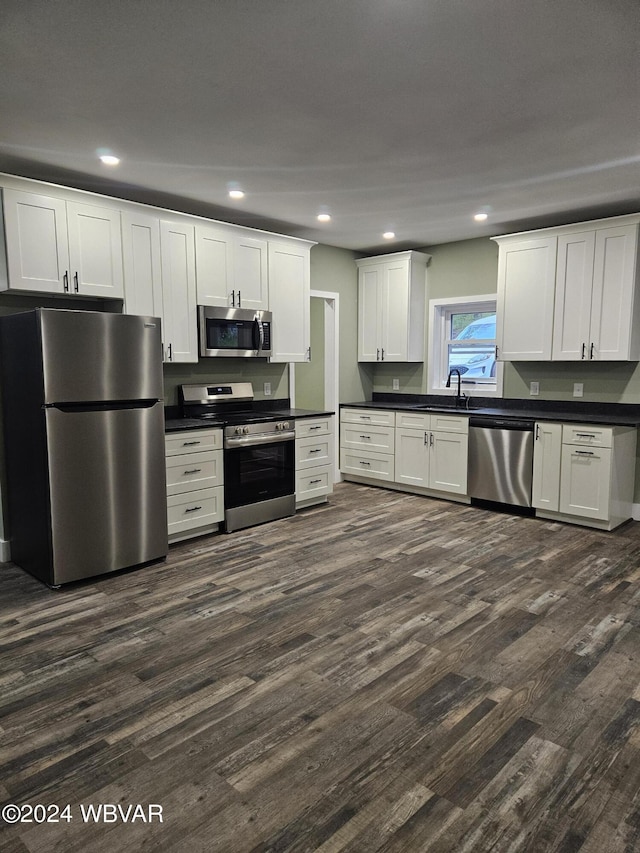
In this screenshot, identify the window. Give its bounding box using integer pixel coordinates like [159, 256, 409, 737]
[428, 295, 503, 397]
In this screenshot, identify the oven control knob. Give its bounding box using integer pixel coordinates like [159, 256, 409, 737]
[243, 426, 250, 434]
[235, 427, 243, 435]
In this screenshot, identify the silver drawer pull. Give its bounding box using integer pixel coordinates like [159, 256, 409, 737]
[184, 505, 202, 513]
[182, 440, 201, 446]
[359, 434, 371, 439]
[360, 460, 371, 466]
[575, 451, 594, 456]
[309, 425, 322, 430]
[575, 433, 596, 438]
[359, 415, 371, 419]
[183, 468, 202, 474]
[309, 448, 322, 453]
[309, 478, 322, 484]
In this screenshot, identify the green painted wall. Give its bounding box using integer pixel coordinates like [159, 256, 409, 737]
[295, 296, 325, 409]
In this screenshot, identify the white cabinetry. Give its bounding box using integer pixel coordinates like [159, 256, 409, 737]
[494, 235, 557, 360]
[165, 428, 224, 542]
[340, 408, 395, 481]
[553, 222, 640, 361]
[534, 422, 637, 531]
[159, 219, 198, 362]
[532, 421, 562, 512]
[195, 225, 268, 310]
[121, 210, 163, 319]
[295, 416, 334, 507]
[395, 411, 468, 495]
[269, 240, 313, 362]
[356, 251, 430, 362]
[2, 188, 124, 298]
[493, 214, 640, 363]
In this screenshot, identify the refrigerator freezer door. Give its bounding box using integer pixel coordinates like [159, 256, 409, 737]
[45, 401, 167, 584]
[39, 310, 163, 403]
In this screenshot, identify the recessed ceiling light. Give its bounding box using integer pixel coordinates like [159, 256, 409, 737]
[317, 212, 331, 223]
[474, 212, 488, 222]
[383, 231, 396, 240]
[227, 181, 245, 200]
[229, 189, 245, 200]
[99, 154, 120, 166]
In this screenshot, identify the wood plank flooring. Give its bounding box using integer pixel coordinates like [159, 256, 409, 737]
[1, 482, 640, 852]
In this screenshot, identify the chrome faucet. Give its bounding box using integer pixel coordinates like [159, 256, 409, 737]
[446, 368, 464, 406]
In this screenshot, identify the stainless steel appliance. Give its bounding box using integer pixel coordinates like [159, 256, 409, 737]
[0, 309, 168, 586]
[467, 416, 535, 508]
[179, 383, 295, 532]
[198, 306, 272, 358]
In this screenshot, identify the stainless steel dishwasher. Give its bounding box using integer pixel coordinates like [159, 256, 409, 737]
[467, 416, 535, 507]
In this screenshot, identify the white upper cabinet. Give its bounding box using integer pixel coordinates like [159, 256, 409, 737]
[495, 214, 640, 363]
[195, 225, 268, 311]
[494, 235, 557, 360]
[2, 188, 124, 298]
[356, 251, 430, 362]
[159, 219, 198, 363]
[121, 210, 163, 318]
[268, 240, 312, 362]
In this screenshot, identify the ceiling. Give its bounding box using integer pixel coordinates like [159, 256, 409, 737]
[1, 0, 639, 254]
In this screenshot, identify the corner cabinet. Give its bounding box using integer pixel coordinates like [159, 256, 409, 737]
[356, 251, 430, 362]
[269, 240, 314, 362]
[493, 214, 640, 363]
[1, 188, 124, 299]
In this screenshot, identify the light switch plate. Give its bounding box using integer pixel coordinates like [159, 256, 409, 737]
[392, 378, 400, 391]
[264, 382, 272, 396]
[530, 381, 539, 396]
[573, 383, 584, 397]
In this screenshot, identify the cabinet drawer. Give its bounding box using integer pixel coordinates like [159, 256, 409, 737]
[340, 449, 395, 481]
[562, 424, 613, 448]
[295, 416, 333, 439]
[166, 449, 223, 495]
[430, 413, 469, 434]
[165, 428, 222, 456]
[395, 411, 430, 429]
[167, 486, 224, 534]
[340, 408, 395, 427]
[296, 467, 333, 501]
[296, 435, 333, 469]
[341, 423, 395, 453]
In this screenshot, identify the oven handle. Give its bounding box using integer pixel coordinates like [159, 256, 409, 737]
[225, 431, 295, 448]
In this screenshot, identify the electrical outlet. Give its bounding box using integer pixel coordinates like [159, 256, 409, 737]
[392, 378, 400, 391]
[263, 382, 272, 396]
[573, 383, 584, 397]
[530, 381, 539, 396]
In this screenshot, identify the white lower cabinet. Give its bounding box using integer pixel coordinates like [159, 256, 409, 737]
[535, 423, 637, 530]
[295, 416, 334, 507]
[165, 428, 224, 542]
[395, 412, 468, 495]
[532, 422, 562, 512]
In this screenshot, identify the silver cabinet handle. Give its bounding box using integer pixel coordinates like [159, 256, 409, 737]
[535, 424, 540, 440]
[182, 440, 201, 446]
[168, 343, 173, 361]
[309, 448, 322, 453]
[381, 348, 385, 360]
[581, 342, 586, 359]
[309, 425, 322, 430]
[74, 271, 79, 292]
[237, 290, 242, 307]
[360, 460, 371, 466]
[183, 468, 202, 474]
[231, 290, 235, 307]
[376, 348, 380, 361]
[429, 432, 434, 447]
[575, 433, 596, 438]
[63, 271, 69, 292]
[590, 343, 595, 359]
[424, 432, 428, 445]
[309, 478, 322, 484]
[575, 450, 594, 456]
[184, 506, 202, 513]
[359, 434, 371, 440]
[359, 415, 371, 420]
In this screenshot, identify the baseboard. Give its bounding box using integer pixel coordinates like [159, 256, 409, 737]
[633, 503, 640, 522]
[0, 538, 11, 563]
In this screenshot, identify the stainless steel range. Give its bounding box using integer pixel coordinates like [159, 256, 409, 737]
[179, 383, 296, 533]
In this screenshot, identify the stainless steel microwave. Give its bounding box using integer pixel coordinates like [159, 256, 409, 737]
[198, 306, 272, 358]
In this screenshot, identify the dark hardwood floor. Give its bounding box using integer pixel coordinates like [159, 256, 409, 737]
[1, 482, 640, 852]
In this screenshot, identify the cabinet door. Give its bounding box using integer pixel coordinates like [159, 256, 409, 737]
[66, 202, 124, 298]
[429, 430, 468, 494]
[532, 422, 562, 511]
[2, 188, 69, 293]
[395, 427, 430, 487]
[381, 258, 410, 361]
[160, 220, 198, 363]
[552, 231, 595, 360]
[195, 225, 234, 307]
[358, 266, 381, 361]
[496, 236, 557, 360]
[559, 444, 611, 520]
[234, 235, 269, 310]
[268, 241, 310, 362]
[121, 210, 163, 319]
[590, 224, 639, 360]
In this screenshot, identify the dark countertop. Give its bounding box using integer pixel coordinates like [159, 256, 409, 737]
[341, 395, 640, 427]
[165, 408, 334, 433]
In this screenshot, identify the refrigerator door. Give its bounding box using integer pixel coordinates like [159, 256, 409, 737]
[45, 401, 167, 584]
[39, 310, 163, 403]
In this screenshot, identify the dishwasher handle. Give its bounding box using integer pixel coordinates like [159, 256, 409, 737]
[469, 416, 535, 431]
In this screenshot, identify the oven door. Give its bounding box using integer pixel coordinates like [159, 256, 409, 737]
[224, 437, 295, 509]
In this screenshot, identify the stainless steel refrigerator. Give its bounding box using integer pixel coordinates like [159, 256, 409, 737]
[0, 309, 168, 586]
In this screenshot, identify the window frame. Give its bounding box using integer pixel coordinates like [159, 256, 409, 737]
[428, 294, 503, 398]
